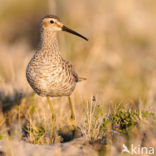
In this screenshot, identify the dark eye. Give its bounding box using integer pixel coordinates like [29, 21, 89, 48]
[50, 20, 54, 24]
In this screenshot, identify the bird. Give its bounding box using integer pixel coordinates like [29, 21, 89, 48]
[26, 15, 88, 142]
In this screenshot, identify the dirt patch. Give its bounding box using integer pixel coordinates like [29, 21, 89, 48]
[0, 138, 98, 156]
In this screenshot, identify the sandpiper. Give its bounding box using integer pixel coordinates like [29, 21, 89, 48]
[26, 15, 88, 142]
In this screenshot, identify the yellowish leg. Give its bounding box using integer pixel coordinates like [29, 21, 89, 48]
[47, 97, 56, 143]
[68, 96, 76, 130]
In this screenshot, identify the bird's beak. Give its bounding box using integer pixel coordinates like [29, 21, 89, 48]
[62, 25, 88, 41]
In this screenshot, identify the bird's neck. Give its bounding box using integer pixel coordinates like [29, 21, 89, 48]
[39, 29, 61, 57]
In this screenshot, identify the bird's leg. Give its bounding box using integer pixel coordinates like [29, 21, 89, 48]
[47, 97, 56, 143]
[68, 96, 76, 130]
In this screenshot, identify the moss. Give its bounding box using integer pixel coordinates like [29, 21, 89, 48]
[110, 110, 139, 133]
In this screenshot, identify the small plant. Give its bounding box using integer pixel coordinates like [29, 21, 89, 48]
[81, 98, 140, 142]
[81, 96, 106, 141]
[23, 122, 46, 144]
[110, 110, 139, 133]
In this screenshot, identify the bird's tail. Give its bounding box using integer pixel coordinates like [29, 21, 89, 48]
[78, 77, 87, 82]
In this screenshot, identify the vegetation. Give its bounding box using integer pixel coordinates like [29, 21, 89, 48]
[0, 0, 156, 155]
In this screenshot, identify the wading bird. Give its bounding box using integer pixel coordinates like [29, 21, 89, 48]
[26, 15, 88, 141]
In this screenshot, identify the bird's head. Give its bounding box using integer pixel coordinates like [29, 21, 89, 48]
[41, 15, 88, 41]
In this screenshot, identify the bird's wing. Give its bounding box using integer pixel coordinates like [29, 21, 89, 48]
[64, 60, 86, 82]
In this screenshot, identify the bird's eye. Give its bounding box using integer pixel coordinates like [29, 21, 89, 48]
[50, 20, 54, 24]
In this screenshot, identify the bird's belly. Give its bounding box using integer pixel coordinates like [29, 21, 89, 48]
[26, 66, 76, 97]
[39, 77, 76, 97]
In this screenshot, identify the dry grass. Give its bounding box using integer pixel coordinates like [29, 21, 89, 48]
[0, 0, 156, 155]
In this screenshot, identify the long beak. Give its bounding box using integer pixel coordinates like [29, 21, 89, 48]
[62, 25, 88, 41]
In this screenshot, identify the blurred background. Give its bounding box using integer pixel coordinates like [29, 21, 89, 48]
[0, 1, 156, 153]
[0, 0, 156, 106]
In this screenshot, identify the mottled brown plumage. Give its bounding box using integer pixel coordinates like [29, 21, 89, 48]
[26, 15, 87, 97]
[26, 15, 88, 140]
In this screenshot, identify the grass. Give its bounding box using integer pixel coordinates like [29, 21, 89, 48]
[0, 0, 156, 155]
[0, 91, 155, 144]
[0, 91, 156, 156]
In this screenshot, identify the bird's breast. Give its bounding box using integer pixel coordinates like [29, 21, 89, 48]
[26, 60, 76, 97]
